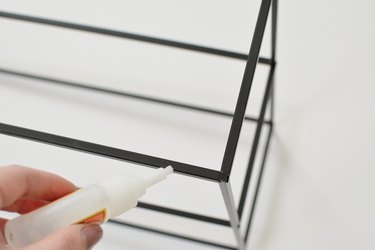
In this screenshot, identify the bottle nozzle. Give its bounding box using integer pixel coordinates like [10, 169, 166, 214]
[143, 166, 173, 188]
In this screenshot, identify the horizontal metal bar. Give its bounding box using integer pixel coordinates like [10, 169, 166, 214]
[0, 11, 271, 64]
[0, 123, 223, 181]
[137, 202, 230, 227]
[258, 57, 273, 65]
[0, 67, 272, 125]
[108, 220, 237, 250]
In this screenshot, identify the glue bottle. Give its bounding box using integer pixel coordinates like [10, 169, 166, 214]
[4, 166, 173, 248]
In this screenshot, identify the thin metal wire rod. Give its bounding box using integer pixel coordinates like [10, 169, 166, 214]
[271, 0, 278, 62]
[0, 67, 272, 126]
[243, 1, 277, 240]
[0, 11, 271, 64]
[237, 65, 275, 219]
[0, 123, 223, 181]
[245, 125, 273, 243]
[270, 0, 278, 122]
[219, 182, 245, 250]
[137, 202, 230, 227]
[220, 0, 272, 179]
[270, 77, 275, 123]
[108, 220, 237, 250]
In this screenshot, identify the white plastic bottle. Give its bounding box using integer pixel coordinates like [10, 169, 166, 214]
[4, 166, 173, 248]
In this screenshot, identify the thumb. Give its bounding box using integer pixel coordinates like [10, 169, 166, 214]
[22, 224, 103, 250]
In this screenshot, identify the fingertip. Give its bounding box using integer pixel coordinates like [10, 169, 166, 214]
[81, 224, 103, 249]
[23, 224, 103, 250]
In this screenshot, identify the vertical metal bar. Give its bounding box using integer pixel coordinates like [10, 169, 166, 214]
[220, 0, 272, 179]
[271, 0, 278, 62]
[237, 65, 275, 218]
[270, 0, 278, 122]
[245, 125, 273, 243]
[219, 182, 245, 250]
[244, 0, 277, 233]
[270, 78, 275, 123]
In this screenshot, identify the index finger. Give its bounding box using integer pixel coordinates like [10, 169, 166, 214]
[0, 165, 76, 209]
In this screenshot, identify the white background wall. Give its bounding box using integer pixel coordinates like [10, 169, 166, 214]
[0, 0, 375, 249]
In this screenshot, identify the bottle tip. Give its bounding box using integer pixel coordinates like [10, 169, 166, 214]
[144, 166, 174, 188]
[164, 166, 174, 175]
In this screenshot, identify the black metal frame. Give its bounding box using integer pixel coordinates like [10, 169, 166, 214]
[0, 0, 277, 249]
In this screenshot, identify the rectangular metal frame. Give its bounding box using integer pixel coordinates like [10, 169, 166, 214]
[0, 0, 277, 248]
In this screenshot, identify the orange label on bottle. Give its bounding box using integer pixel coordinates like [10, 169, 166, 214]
[75, 208, 107, 224]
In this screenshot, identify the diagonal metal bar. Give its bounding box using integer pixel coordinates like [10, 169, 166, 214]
[109, 220, 237, 250]
[220, 0, 272, 179]
[0, 10, 271, 64]
[0, 67, 271, 125]
[137, 202, 230, 227]
[0, 123, 223, 181]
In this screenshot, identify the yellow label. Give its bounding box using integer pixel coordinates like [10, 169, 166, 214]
[75, 208, 107, 224]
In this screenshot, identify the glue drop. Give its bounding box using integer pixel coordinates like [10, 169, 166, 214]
[5, 166, 173, 248]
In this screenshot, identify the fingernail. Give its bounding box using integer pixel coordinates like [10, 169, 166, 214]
[81, 224, 103, 249]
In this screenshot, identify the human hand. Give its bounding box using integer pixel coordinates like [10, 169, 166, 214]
[0, 165, 103, 250]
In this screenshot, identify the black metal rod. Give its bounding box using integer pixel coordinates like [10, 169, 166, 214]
[244, 125, 273, 243]
[0, 67, 272, 125]
[0, 0, 278, 247]
[220, 0, 272, 179]
[270, 80, 275, 129]
[0, 123, 223, 181]
[244, 1, 277, 239]
[0, 11, 271, 64]
[137, 202, 230, 227]
[238, 65, 275, 218]
[270, 0, 278, 122]
[271, 0, 278, 62]
[108, 220, 237, 250]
